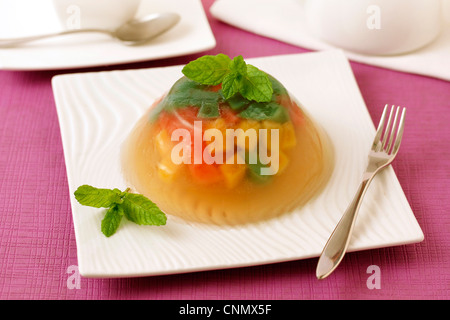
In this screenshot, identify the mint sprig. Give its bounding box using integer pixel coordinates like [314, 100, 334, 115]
[181, 53, 232, 85]
[182, 54, 273, 103]
[74, 185, 166, 237]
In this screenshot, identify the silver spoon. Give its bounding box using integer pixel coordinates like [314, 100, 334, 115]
[0, 12, 180, 48]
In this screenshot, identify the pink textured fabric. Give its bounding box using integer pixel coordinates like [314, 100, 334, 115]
[0, 0, 449, 300]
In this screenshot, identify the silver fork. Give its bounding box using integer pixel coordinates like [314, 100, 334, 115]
[316, 104, 406, 280]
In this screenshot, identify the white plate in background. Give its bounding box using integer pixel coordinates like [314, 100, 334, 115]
[0, 0, 215, 70]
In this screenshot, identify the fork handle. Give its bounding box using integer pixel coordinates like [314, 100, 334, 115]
[316, 175, 373, 279]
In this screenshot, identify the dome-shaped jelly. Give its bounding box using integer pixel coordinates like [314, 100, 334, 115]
[121, 75, 333, 225]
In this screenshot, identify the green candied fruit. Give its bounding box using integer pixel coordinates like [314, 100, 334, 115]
[152, 73, 292, 122]
[247, 161, 272, 184]
[163, 77, 221, 112]
[238, 101, 289, 123]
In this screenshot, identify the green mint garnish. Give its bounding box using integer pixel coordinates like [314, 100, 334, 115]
[74, 185, 166, 237]
[239, 64, 273, 102]
[222, 55, 247, 99]
[120, 193, 166, 226]
[101, 204, 124, 237]
[181, 53, 232, 85]
[73, 185, 123, 208]
[182, 54, 273, 103]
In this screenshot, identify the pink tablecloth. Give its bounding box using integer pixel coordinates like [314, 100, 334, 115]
[0, 0, 449, 300]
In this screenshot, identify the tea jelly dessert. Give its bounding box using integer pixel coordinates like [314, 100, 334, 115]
[121, 55, 333, 225]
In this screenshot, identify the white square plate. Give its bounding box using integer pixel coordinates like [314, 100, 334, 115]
[0, 0, 215, 70]
[52, 50, 423, 278]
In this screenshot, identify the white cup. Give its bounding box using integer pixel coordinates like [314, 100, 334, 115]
[303, 0, 444, 55]
[53, 0, 141, 31]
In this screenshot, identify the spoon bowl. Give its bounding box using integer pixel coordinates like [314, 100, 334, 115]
[0, 12, 181, 48]
[114, 12, 181, 45]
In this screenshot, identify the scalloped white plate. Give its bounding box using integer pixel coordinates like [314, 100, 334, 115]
[52, 50, 423, 278]
[0, 0, 215, 70]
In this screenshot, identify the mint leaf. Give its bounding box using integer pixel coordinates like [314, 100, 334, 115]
[182, 54, 232, 85]
[74, 185, 167, 237]
[240, 65, 273, 102]
[121, 193, 167, 226]
[181, 54, 274, 106]
[229, 55, 247, 74]
[74, 185, 121, 208]
[222, 72, 243, 99]
[222, 56, 253, 100]
[101, 204, 124, 237]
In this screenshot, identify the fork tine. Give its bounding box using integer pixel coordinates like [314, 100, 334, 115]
[381, 105, 395, 150]
[386, 106, 400, 153]
[392, 107, 406, 154]
[372, 104, 389, 151]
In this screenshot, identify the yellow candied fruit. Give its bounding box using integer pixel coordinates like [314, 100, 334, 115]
[157, 156, 180, 182]
[155, 129, 173, 156]
[277, 150, 289, 174]
[235, 120, 261, 151]
[261, 121, 282, 151]
[206, 118, 227, 131]
[261, 120, 283, 131]
[280, 122, 297, 150]
[261, 120, 297, 150]
[219, 153, 247, 189]
[239, 119, 261, 132]
[204, 118, 231, 155]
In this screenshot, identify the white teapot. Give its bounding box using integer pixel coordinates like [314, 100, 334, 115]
[303, 0, 445, 55]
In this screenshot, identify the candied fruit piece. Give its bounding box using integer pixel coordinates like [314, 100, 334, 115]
[157, 157, 180, 182]
[155, 129, 173, 156]
[235, 120, 261, 151]
[280, 122, 297, 150]
[220, 154, 247, 189]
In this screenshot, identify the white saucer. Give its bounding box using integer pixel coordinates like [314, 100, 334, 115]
[0, 0, 215, 70]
